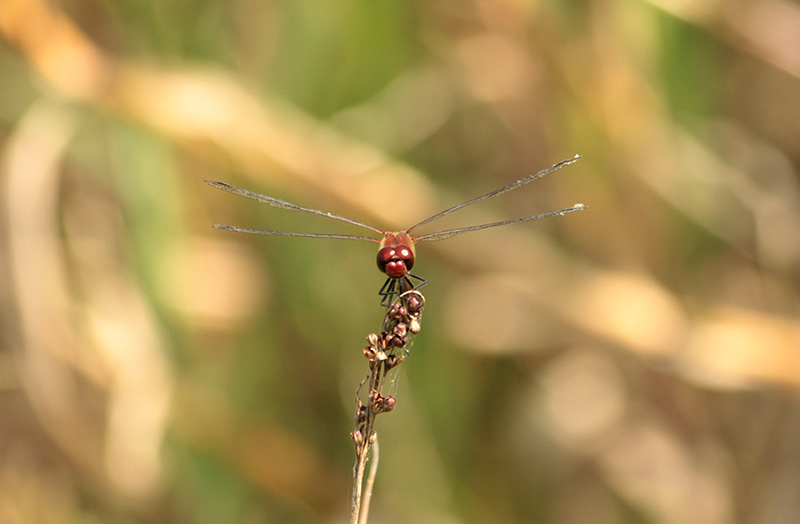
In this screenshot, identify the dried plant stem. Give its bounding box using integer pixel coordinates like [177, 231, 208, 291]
[359, 438, 378, 524]
[350, 443, 368, 524]
[350, 437, 379, 524]
[350, 288, 425, 524]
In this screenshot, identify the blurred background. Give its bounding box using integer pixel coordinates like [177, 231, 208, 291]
[1, 0, 800, 522]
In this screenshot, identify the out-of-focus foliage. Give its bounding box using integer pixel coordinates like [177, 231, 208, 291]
[1, 0, 800, 523]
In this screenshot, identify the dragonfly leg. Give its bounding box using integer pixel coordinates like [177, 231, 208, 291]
[378, 274, 427, 307]
[378, 278, 398, 307]
[405, 273, 427, 290]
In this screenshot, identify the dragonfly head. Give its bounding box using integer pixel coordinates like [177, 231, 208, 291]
[377, 232, 416, 278]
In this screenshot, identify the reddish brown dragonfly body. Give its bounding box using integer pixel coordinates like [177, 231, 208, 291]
[207, 156, 585, 305]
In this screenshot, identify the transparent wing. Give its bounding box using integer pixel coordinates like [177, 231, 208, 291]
[414, 204, 586, 242]
[407, 155, 580, 233]
[205, 180, 384, 235]
[212, 224, 380, 243]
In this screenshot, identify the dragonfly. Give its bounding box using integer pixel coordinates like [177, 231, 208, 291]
[206, 155, 585, 306]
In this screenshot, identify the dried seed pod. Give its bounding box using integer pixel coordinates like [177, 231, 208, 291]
[387, 302, 404, 320]
[371, 394, 396, 414]
[384, 353, 406, 369]
[405, 294, 422, 312]
[393, 323, 407, 338]
[381, 396, 396, 412]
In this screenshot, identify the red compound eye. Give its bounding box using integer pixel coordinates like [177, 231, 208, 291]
[396, 246, 414, 270]
[377, 246, 413, 278]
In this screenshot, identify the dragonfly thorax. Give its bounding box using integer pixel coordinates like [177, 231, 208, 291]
[377, 232, 416, 278]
